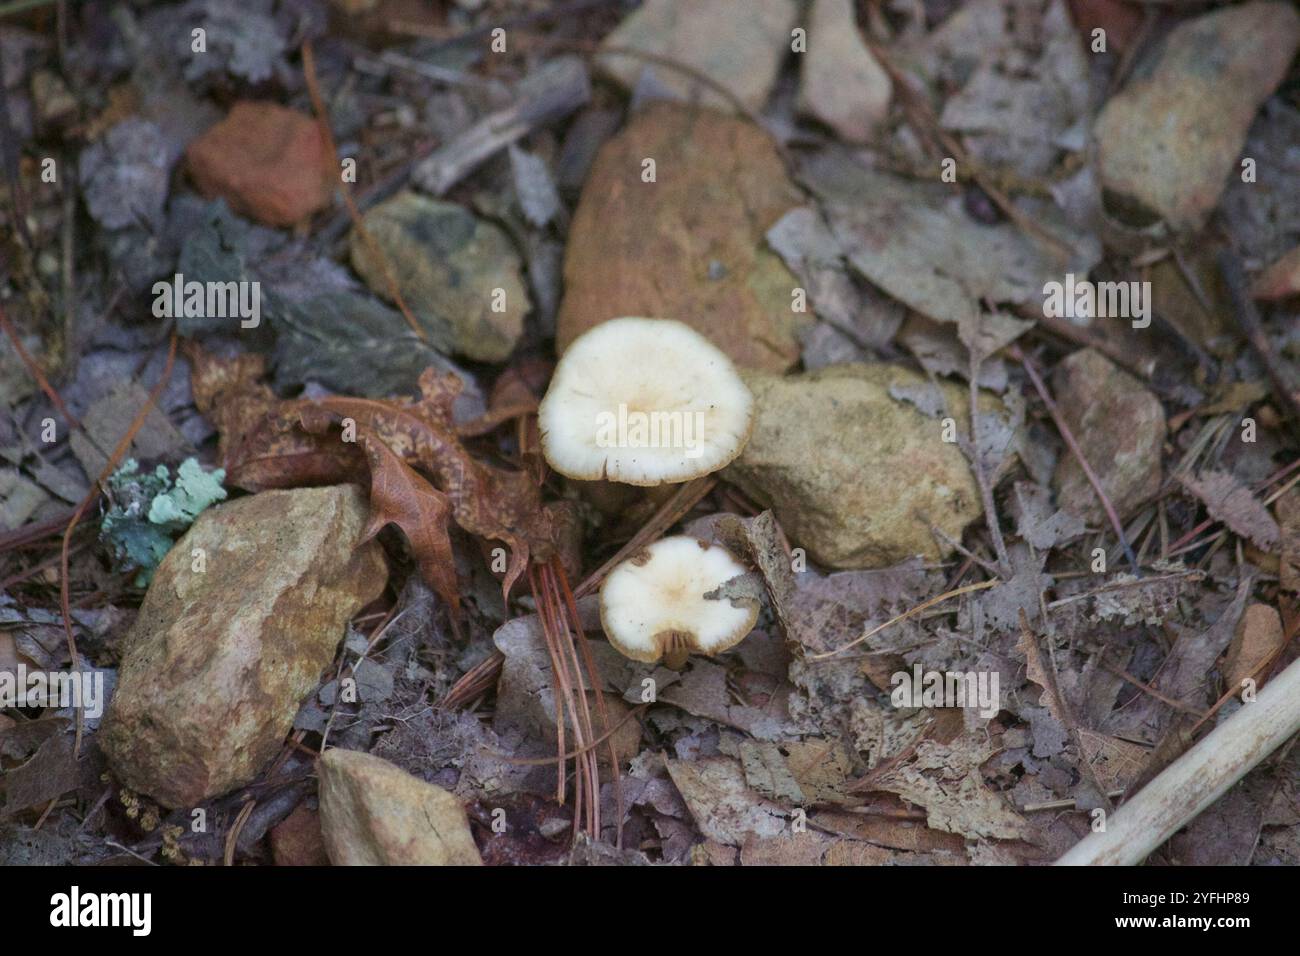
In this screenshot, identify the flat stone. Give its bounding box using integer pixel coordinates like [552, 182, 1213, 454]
[558, 102, 809, 371]
[598, 0, 796, 113]
[724, 364, 987, 569]
[100, 485, 387, 807]
[1094, 2, 1300, 231]
[186, 101, 333, 227]
[349, 192, 528, 362]
[1051, 349, 1165, 523]
[318, 748, 483, 866]
[798, 0, 891, 142]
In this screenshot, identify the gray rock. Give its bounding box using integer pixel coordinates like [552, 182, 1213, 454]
[350, 192, 529, 362]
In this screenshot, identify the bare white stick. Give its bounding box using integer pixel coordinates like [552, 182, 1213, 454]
[1056, 656, 1300, 866]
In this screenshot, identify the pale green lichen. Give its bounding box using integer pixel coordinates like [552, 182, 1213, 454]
[101, 458, 227, 586]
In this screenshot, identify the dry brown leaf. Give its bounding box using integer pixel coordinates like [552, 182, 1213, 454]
[355, 436, 458, 610]
[1014, 610, 1069, 725]
[187, 344, 361, 491]
[297, 369, 561, 602]
[1223, 603, 1285, 689]
[811, 807, 967, 854]
[1180, 469, 1280, 552]
[1077, 729, 1148, 794]
[190, 350, 564, 605]
[872, 734, 1040, 843]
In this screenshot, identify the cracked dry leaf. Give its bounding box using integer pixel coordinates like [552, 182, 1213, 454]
[979, 546, 1052, 633]
[297, 370, 562, 601]
[665, 756, 789, 846]
[873, 735, 1039, 842]
[782, 738, 857, 805]
[1014, 611, 1068, 725]
[1077, 729, 1147, 794]
[731, 740, 805, 804]
[190, 349, 566, 605]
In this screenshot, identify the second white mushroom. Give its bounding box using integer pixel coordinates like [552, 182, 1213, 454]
[599, 535, 759, 668]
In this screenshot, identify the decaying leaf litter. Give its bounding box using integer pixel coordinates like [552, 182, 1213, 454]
[1, 0, 1298, 867]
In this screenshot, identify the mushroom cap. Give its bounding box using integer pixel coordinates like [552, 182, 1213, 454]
[539, 317, 754, 486]
[598, 536, 759, 664]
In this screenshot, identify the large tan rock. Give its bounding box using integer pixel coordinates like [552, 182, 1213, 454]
[318, 749, 483, 866]
[1094, 2, 1300, 231]
[100, 485, 387, 807]
[724, 364, 987, 569]
[557, 102, 809, 371]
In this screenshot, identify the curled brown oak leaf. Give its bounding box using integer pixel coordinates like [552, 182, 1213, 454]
[187, 343, 361, 490]
[295, 371, 563, 605]
[356, 435, 459, 612]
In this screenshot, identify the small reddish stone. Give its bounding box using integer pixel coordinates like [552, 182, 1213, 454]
[186, 101, 333, 227]
[270, 805, 330, 866]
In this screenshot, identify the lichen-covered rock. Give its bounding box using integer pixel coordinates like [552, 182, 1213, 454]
[1094, 2, 1300, 231]
[100, 485, 387, 808]
[317, 749, 483, 866]
[350, 192, 529, 362]
[557, 102, 810, 371]
[1051, 349, 1165, 523]
[724, 364, 987, 568]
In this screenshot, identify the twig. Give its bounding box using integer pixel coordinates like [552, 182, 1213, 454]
[1010, 344, 1141, 574]
[1098, 658, 1206, 718]
[301, 40, 427, 342]
[574, 477, 716, 599]
[0, 303, 81, 430]
[223, 799, 256, 866]
[61, 332, 177, 757]
[1056, 655, 1300, 865]
[411, 54, 591, 195]
[485, 703, 647, 766]
[966, 330, 1010, 571]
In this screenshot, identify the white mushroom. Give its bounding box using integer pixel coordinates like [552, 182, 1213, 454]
[599, 536, 759, 668]
[538, 317, 754, 486]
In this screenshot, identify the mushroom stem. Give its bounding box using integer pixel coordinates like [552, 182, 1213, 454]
[1055, 656, 1300, 866]
[659, 630, 693, 670]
